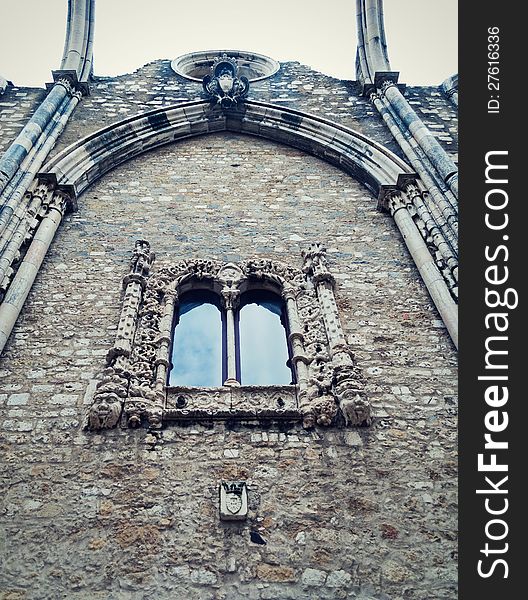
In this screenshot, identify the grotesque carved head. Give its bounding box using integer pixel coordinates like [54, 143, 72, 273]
[340, 393, 372, 427]
[86, 394, 123, 430]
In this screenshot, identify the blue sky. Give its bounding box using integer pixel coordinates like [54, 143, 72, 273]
[169, 300, 291, 387]
[169, 302, 223, 387]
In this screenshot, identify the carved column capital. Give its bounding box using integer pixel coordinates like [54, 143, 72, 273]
[379, 78, 397, 95]
[282, 284, 301, 302]
[163, 287, 179, 304]
[381, 190, 411, 216]
[402, 180, 422, 201]
[32, 181, 53, 201]
[55, 77, 76, 96]
[221, 287, 241, 311]
[48, 190, 71, 215]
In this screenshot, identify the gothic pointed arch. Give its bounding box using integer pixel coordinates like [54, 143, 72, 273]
[38, 100, 457, 346]
[0, 100, 457, 353]
[39, 100, 412, 196]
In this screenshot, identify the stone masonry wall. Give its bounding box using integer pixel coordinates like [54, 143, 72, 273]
[1, 60, 458, 599]
[0, 129, 457, 599]
[0, 61, 458, 171]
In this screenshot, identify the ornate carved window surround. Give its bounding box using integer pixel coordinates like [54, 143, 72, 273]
[85, 241, 372, 431]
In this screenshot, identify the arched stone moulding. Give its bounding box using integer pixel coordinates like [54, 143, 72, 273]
[0, 1, 94, 346]
[0, 0, 93, 194]
[40, 99, 411, 197]
[0, 100, 458, 354]
[355, 0, 394, 92]
[355, 0, 459, 266]
[56, 0, 95, 89]
[85, 241, 372, 431]
[38, 100, 456, 344]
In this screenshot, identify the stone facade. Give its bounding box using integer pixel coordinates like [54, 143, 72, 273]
[0, 2, 458, 598]
[1, 133, 457, 598]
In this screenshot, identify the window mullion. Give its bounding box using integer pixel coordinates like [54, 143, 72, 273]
[221, 286, 240, 386]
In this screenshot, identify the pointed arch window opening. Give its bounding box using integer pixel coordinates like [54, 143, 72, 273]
[168, 288, 294, 388]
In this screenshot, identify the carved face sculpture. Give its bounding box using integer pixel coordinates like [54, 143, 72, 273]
[88, 396, 122, 430]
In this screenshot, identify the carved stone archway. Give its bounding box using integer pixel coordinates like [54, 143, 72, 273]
[0, 101, 457, 353]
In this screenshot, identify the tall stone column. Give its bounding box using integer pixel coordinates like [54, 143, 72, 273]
[370, 90, 458, 239]
[0, 82, 70, 193]
[149, 284, 179, 428]
[0, 182, 52, 292]
[380, 79, 458, 199]
[86, 240, 155, 430]
[402, 179, 458, 297]
[282, 284, 310, 389]
[382, 190, 458, 348]
[0, 189, 71, 354]
[282, 284, 312, 422]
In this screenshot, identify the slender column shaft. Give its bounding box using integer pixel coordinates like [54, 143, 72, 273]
[155, 286, 178, 393]
[382, 82, 458, 198]
[391, 201, 458, 348]
[0, 83, 69, 193]
[224, 307, 238, 385]
[372, 92, 458, 247]
[283, 292, 309, 387]
[381, 92, 459, 215]
[0, 92, 79, 245]
[221, 287, 240, 386]
[111, 240, 155, 370]
[404, 182, 458, 282]
[0, 194, 67, 353]
[0, 191, 45, 290]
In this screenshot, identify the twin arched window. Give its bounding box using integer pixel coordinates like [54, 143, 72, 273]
[168, 289, 293, 387]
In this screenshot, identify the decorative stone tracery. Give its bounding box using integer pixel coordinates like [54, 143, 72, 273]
[86, 241, 371, 431]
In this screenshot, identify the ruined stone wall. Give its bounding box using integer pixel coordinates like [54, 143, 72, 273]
[0, 63, 457, 600]
[41, 60, 457, 165]
[0, 63, 458, 168]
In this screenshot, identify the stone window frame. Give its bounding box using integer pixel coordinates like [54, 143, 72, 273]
[85, 241, 372, 431]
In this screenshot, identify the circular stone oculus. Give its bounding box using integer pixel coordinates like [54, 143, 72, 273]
[171, 50, 280, 83]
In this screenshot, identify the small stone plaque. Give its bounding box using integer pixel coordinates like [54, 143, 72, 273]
[219, 481, 248, 521]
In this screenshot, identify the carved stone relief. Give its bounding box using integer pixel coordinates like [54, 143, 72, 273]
[202, 54, 250, 107]
[85, 242, 371, 431]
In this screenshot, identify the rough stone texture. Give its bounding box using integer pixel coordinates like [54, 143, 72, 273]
[0, 62, 457, 599]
